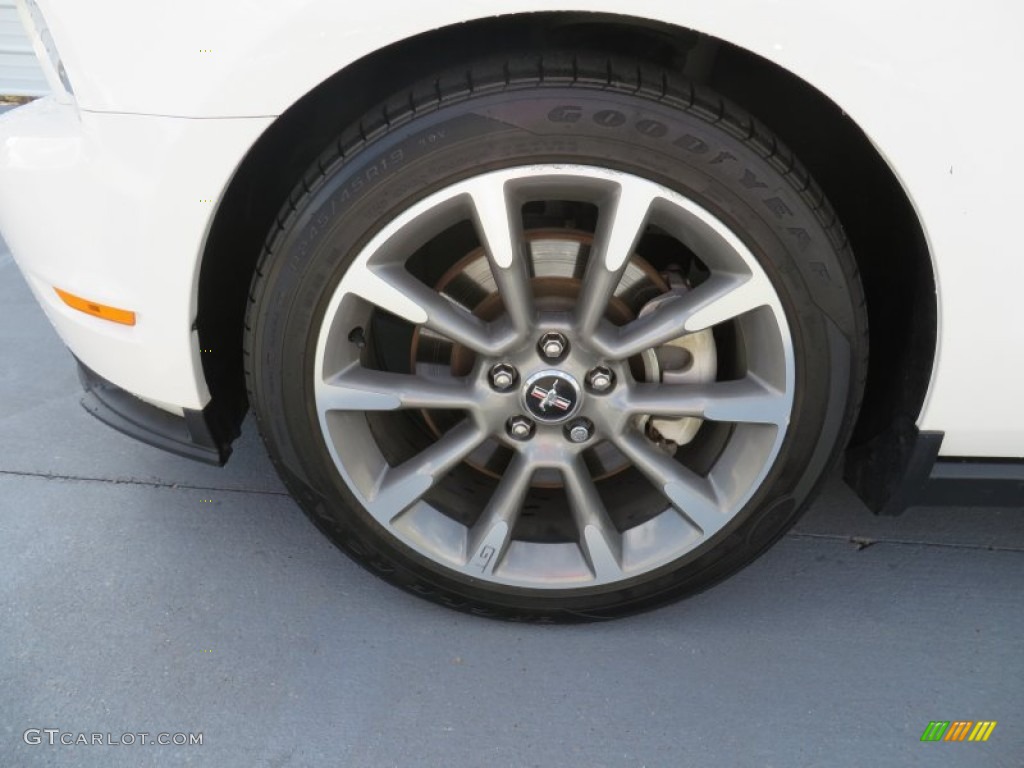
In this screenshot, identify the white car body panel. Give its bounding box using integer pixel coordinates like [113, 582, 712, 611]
[0, 99, 271, 411]
[2, 0, 1023, 455]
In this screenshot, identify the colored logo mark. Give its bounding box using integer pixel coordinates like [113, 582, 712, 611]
[920, 721, 997, 742]
[530, 382, 572, 413]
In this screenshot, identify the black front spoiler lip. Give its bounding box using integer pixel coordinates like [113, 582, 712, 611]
[76, 359, 231, 466]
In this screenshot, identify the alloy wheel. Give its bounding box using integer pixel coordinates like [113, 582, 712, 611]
[312, 165, 794, 589]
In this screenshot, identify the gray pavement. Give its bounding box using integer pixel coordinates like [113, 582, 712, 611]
[1, 237, 1022, 767]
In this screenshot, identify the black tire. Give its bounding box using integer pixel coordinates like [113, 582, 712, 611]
[244, 52, 867, 621]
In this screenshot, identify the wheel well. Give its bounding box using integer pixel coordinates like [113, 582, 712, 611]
[197, 12, 935, 471]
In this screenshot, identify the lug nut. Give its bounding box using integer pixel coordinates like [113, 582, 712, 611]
[566, 418, 593, 444]
[538, 332, 568, 360]
[569, 425, 590, 443]
[586, 366, 615, 393]
[489, 363, 517, 391]
[507, 416, 535, 441]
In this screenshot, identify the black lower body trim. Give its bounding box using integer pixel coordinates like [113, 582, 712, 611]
[918, 459, 1024, 508]
[845, 421, 1023, 513]
[76, 359, 231, 466]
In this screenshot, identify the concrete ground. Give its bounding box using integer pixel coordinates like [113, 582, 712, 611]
[1, 235, 1022, 768]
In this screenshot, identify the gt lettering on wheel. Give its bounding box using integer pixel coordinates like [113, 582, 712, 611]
[245, 53, 866, 621]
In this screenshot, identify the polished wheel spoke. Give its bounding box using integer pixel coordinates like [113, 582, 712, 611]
[612, 430, 724, 535]
[681, 272, 774, 333]
[318, 366, 480, 413]
[368, 420, 488, 523]
[562, 455, 624, 580]
[349, 262, 499, 355]
[465, 453, 534, 575]
[575, 181, 658, 336]
[595, 272, 774, 359]
[592, 289, 691, 359]
[620, 377, 790, 426]
[466, 179, 535, 339]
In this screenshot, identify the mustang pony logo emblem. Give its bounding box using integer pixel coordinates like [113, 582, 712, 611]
[530, 381, 573, 412]
[522, 371, 581, 423]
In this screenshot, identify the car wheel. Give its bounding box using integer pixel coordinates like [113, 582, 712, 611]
[245, 53, 867, 621]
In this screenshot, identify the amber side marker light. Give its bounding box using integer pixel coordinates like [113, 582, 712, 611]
[54, 288, 136, 326]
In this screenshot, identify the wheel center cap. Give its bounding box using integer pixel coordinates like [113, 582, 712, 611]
[522, 370, 582, 423]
